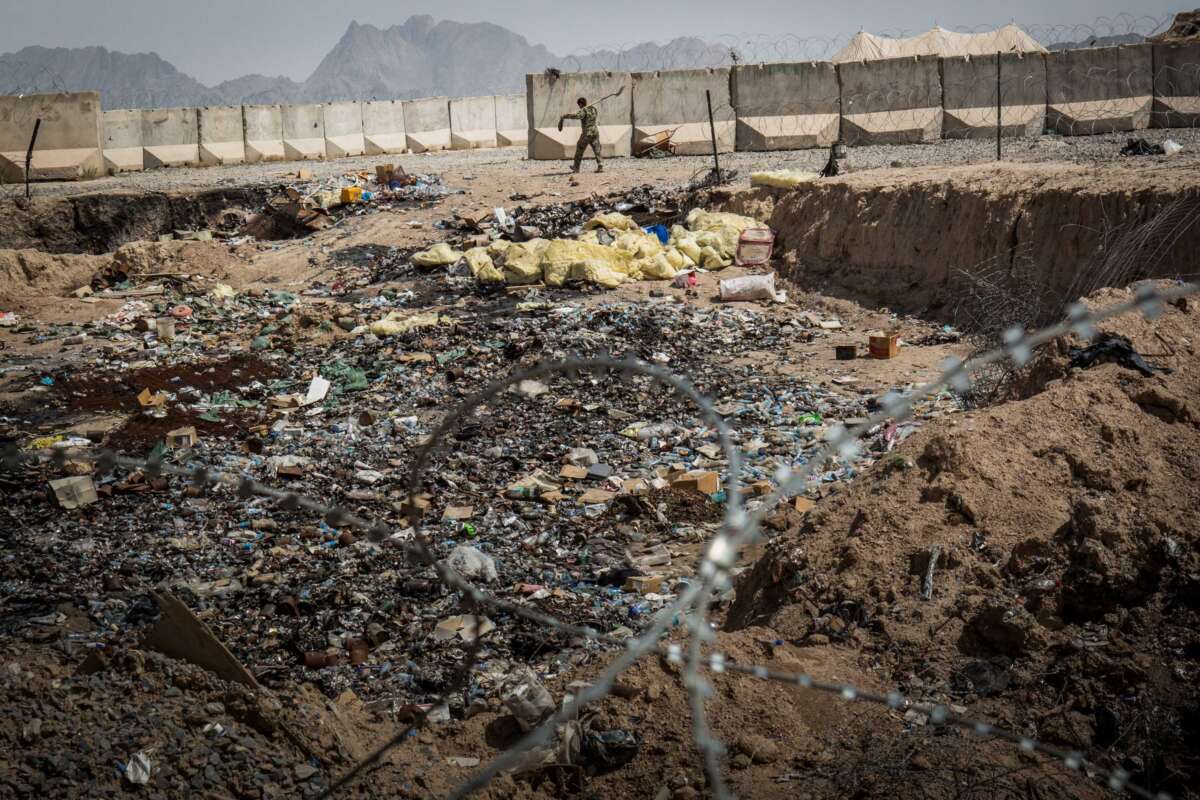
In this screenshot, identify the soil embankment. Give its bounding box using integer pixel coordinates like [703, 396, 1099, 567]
[0, 187, 268, 254]
[724, 162, 1200, 315]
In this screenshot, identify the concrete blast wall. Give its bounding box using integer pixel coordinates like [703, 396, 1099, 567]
[102, 109, 143, 173]
[449, 95, 498, 150]
[243, 105, 285, 163]
[837, 56, 943, 145]
[281, 104, 326, 160]
[1152, 42, 1200, 129]
[631, 68, 734, 155]
[941, 52, 1047, 139]
[403, 97, 451, 153]
[731, 62, 840, 151]
[198, 106, 246, 166]
[1045, 45, 1153, 135]
[494, 94, 527, 147]
[527, 71, 633, 160]
[323, 101, 365, 158]
[0, 91, 104, 181]
[141, 107, 200, 168]
[362, 101, 407, 154]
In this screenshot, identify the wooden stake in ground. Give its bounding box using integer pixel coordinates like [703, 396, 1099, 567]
[706, 89, 721, 183]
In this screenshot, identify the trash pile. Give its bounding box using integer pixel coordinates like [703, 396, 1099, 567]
[2, 266, 960, 730]
[413, 208, 769, 290]
[248, 164, 460, 237]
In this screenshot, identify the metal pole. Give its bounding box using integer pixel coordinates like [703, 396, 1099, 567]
[996, 52, 1002, 161]
[705, 89, 721, 183]
[25, 118, 42, 200]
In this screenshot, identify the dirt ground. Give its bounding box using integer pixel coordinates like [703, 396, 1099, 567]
[0, 138, 1197, 800]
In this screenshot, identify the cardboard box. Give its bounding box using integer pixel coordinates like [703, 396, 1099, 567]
[442, 505, 474, 521]
[50, 476, 98, 509]
[165, 426, 198, 449]
[559, 465, 589, 481]
[671, 470, 721, 495]
[623, 575, 664, 595]
[869, 332, 900, 359]
[792, 496, 815, 514]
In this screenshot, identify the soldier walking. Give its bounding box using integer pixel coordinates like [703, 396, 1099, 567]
[560, 97, 603, 173]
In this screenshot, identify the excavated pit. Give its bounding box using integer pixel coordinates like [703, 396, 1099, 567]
[0, 187, 272, 254]
[721, 161, 1200, 318]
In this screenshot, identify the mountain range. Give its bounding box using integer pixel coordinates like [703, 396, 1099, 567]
[0, 16, 730, 109]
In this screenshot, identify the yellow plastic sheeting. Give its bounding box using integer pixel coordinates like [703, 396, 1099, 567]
[634, 251, 679, 280]
[569, 261, 628, 289]
[464, 247, 504, 284]
[499, 239, 550, 285]
[583, 212, 639, 232]
[412, 242, 463, 268]
[750, 170, 819, 189]
[686, 209, 762, 235]
[371, 311, 445, 337]
[541, 239, 634, 287]
[612, 231, 663, 259]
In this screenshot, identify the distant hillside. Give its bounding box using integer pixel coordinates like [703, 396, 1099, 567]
[0, 16, 733, 109]
[0, 45, 225, 107]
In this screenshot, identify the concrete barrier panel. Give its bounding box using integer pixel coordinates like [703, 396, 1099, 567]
[836, 56, 943, 145]
[942, 52, 1047, 139]
[1046, 45, 1153, 135]
[494, 94, 527, 147]
[323, 101, 365, 158]
[282, 104, 326, 160]
[102, 109, 144, 173]
[527, 71, 633, 160]
[403, 97, 451, 153]
[1152, 42, 1200, 129]
[631, 68, 734, 155]
[449, 95, 498, 150]
[362, 101, 407, 155]
[732, 62, 840, 151]
[198, 106, 246, 166]
[141, 107, 200, 169]
[0, 91, 105, 181]
[243, 105, 285, 163]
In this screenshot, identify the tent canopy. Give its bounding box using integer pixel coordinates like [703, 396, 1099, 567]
[832, 24, 1047, 63]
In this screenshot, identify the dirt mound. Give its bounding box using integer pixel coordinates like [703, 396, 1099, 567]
[0, 240, 245, 303]
[726, 284, 1200, 798]
[0, 249, 106, 298]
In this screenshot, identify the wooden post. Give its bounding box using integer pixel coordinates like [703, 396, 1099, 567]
[996, 52, 1002, 161]
[705, 89, 721, 183]
[25, 118, 42, 199]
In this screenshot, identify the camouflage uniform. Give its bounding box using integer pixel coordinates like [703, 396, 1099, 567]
[565, 105, 602, 172]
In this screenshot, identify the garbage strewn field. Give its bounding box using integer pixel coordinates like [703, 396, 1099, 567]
[1, 150, 1196, 800]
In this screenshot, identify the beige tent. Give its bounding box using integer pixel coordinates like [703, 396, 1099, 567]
[832, 24, 1047, 63]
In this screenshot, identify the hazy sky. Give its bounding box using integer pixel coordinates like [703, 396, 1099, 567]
[0, 0, 1183, 84]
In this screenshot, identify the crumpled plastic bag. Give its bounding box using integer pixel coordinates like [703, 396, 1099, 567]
[500, 239, 549, 285]
[634, 251, 679, 280]
[412, 242, 463, 268]
[570, 261, 628, 288]
[370, 311, 444, 336]
[612, 230, 663, 259]
[541, 239, 634, 287]
[584, 212, 639, 232]
[750, 170, 819, 189]
[209, 283, 236, 301]
[464, 247, 504, 284]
